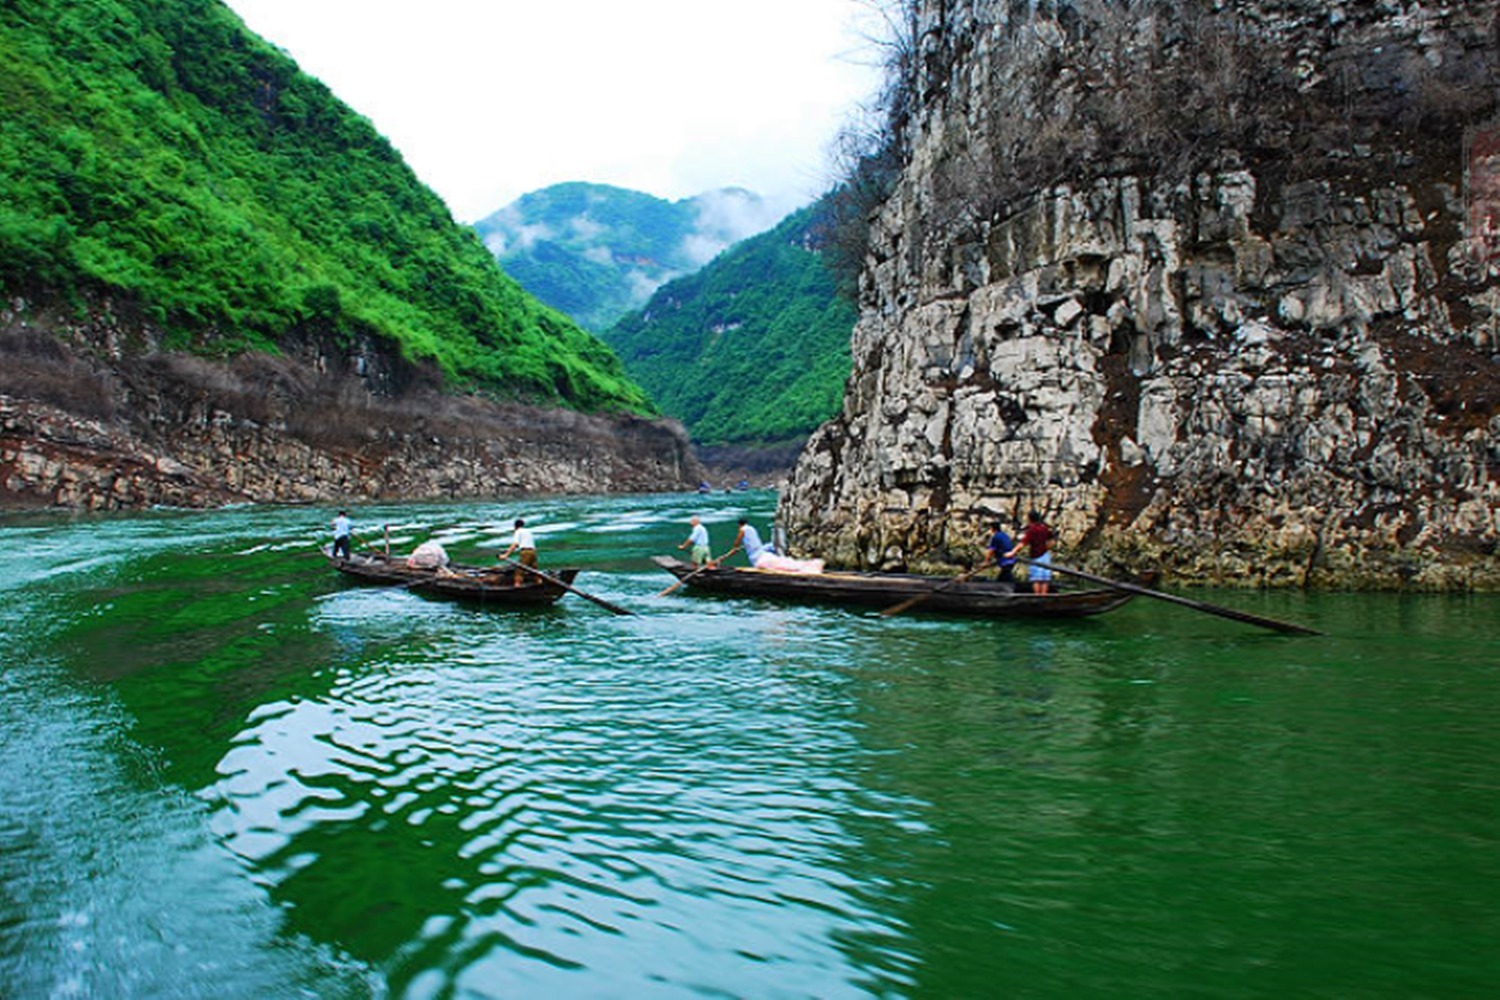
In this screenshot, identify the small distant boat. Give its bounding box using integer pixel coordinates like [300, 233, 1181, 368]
[652, 556, 1136, 618]
[325, 547, 579, 607]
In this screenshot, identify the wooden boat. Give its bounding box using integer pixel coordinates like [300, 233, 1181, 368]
[325, 547, 579, 607]
[652, 556, 1136, 619]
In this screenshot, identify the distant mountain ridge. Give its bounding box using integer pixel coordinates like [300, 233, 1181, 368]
[602, 196, 856, 450]
[474, 183, 783, 331]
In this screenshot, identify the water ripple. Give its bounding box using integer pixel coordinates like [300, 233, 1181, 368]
[205, 587, 908, 995]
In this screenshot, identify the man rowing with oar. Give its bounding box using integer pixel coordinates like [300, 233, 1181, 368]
[497, 517, 538, 587]
[678, 516, 712, 566]
[977, 520, 1018, 585]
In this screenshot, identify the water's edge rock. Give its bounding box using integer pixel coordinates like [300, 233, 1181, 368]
[1, 295, 701, 510]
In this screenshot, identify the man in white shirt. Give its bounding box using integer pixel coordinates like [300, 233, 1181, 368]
[331, 510, 353, 560]
[678, 516, 712, 566]
[721, 518, 772, 566]
[498, 518, 538, 586]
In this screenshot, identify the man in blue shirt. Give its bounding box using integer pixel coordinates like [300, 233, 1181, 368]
[980, 521, 1017, 584]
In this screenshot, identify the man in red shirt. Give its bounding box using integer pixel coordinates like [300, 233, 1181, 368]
[1007, 509, 1055, 594]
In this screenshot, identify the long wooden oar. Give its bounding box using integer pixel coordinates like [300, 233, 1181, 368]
[353, 533, 385, 556]
[1018, 557, 1322, 636]
[657, 560, 715, 597]
[503, 558, 634, 616]
[879, 566, 985, 617]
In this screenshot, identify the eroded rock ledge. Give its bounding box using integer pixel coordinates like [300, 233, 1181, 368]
[1, 295, 700, 510]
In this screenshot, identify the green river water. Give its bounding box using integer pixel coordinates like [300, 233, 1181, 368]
[1, 491, 1496, 999]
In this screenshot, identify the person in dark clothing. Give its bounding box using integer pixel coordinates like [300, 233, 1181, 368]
[979, 521, 1018, 584]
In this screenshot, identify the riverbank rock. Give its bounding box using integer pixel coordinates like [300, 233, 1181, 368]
[780, 0, 1500, 589]
[0, 294, 700, 510]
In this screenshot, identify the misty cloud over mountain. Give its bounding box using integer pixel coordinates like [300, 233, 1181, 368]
[473, 183, 787, 331]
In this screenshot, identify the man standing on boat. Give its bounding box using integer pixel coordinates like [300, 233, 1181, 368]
[498, 517, 538, 586]
[718, 518, 771, 567]
[1007, 510, 1055, 594]
[331, 509, 353, 561]
[678, 516, 712, 566]
[979, 521, 1018, 584]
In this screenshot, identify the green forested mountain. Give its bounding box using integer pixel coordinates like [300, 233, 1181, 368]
[602, 199, 856, 447]
[0, 0, 649, 411]
[474, 183, 779, 332]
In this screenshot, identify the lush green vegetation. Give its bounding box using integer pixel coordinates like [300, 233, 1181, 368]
[0, 0, 650, 411]
[474, 183, 775, 332]
[603, 201, 856, 446]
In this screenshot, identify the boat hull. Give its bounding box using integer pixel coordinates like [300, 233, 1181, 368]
[652, 556, 1133, 618]
[326, 547, 579, 607]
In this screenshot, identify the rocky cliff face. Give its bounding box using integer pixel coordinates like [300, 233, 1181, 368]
[1, 294, 699, 510]
[782, 0, 1500, 588]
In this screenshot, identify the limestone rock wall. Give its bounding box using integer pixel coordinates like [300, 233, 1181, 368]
[781, 0, 1500, 588]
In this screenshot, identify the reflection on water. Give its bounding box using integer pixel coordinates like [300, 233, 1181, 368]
[1, 494, 1498, 997]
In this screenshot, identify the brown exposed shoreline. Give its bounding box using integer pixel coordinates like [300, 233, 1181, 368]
[1, 294, 702, 511]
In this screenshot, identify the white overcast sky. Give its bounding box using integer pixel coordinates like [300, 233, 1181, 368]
[223, 0, 888, 222]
